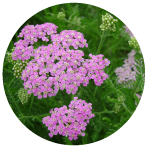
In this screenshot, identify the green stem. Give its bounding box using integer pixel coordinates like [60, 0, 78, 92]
[94, 110, 114, 115]
[3, 68, 14, 74]
[94, 31, 109, 96]
[19, 113, 51, 120]
[71, 94, 76, 100]
[122, 102, 132, 115]
[103, 39, 122, 55]
[29, 95, 34, 111]
[7, 76, 15, 87]
[96, 31, 109, 55]
[96, 36, 104, 55]
[93, 85, 98, 97]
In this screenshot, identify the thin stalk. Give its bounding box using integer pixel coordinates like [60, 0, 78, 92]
[93, 85, 98, 97]
[94, 110, 114, 115]
[3, 68, 14, 74]
[103, 39, 122, 55]
[71, 94, 75, 100]
[29, 95, 34, 111]
[96, 36, 104, 55]
[96, 31, 109, 55]
[122, 102, 132, 115]
[94, 31, 109, 96]
[19, 113, 51, 120]
[7, 76, 15, 87]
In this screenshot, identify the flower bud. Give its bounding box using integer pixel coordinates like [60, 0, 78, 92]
[18, 88, 30, 104]
[68, 16, 81, 27]
[57, 12, 66, 20]
[13, 60, 28, 78]
[6, 47, 16, 65]
[128, 37, 140, 51]
[100, 13, 118, 32]
[114, 103, 121, 113]
[117, 89, 126, 103]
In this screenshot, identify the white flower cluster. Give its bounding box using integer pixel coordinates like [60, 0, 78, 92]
[100, 13, 118, 32]
[18, 88, 31, 104]
[115, 50, 137, 84]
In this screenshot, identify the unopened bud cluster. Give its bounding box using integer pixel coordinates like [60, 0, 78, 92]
[12, 60, 28, 78]
[100, 13, 118, 32]
[128, 37, 140, 51]
[68, 16, 81, 28]
[71, 16, 81, 26]
[6, 47, 16, 65]
[114, 103, 121, 113]
[57, 12, 66, 20]
[18, 88, 31, 104]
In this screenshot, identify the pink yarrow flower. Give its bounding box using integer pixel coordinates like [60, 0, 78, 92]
[42, 97, 95, 140]
[12, 22, 110, 98]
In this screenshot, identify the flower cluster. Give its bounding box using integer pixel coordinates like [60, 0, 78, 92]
[51, 30, 88, 49]
[135, 94, 141, 106]
[42, 97, 95, 140]
[10, 23, 110, 98]
[123, 26, 134, 37]
[57, 11, 66, 20]
[6, 47, 16, 65]
[100, 13, 118, 32]
[128, 37, 140, 51]
[21, 46, 109, 99]
[115, 50, 137, 84]
[12, 23, 58, 61]
[18, 88, 31, 104]
[12, 60, 28, 78]
[19, 29, 109, 98]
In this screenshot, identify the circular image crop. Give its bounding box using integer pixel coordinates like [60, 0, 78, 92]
[3, 3, 145, 145]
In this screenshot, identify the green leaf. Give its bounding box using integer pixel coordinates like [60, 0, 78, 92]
[62, 137, 73, 145]
[107, 96, 121, 104]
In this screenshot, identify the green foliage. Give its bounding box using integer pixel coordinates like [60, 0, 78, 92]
[79, 86, 97, 103]
[62, 137, 73, 145]
[3, 3, 144, 145]
[104, 115, 130, 138]
[134, 52, 145, 92]
[90, 114, 101, 141]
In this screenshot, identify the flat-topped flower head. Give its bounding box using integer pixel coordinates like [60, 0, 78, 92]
[9, 22, 110, 98]
[51, 30, 88, 50]
[115, 49, 141, 84]
[12, 23, 58, 61]
[42, 97, 95, 140]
